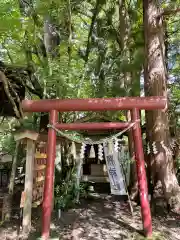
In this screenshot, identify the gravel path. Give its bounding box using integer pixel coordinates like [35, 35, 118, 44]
[0, 195, 180, 239]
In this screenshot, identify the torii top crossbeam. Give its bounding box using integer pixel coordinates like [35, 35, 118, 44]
[22, 96, 166, 112]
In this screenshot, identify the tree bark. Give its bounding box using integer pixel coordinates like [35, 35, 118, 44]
[143, 0, 180, 209]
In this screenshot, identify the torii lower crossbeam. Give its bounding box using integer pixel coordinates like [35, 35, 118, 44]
[22, 96, 167, 239]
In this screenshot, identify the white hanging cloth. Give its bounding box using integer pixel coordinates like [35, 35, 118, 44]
[103, 141, 127, 195]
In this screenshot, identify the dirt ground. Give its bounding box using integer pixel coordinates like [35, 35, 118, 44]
[0, 194, 180, 240]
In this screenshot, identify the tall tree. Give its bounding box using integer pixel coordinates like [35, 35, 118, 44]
[143, 0, 180, 209]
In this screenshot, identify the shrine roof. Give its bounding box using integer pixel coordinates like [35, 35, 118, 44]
[0, 61, 28, 117]
[75, 112, 127, 137]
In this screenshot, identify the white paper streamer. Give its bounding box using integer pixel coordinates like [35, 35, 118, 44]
[80, 143, 86, 159]
[89, 145, 96, 158]
[152, 141, 158, 154]
[147, 142, 151, 154]
[114, 138, 119, 152]
[98, 144, 104, 161]
[160, 141, 172, 156]
[70, 142, 77, 159]
[108, 140, 114, 155]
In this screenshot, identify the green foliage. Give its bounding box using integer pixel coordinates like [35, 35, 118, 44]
[54, 166, 87, 210]
[0, 132, 16, 155]
[134, 231, 165, 240]
[0, 0, 144, 101]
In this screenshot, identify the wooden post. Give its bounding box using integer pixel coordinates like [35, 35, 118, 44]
[76, 156, 83, 202]
[14, 130, 39, 236]
[131, 109, 152, 237]
[22, 139, 35, 235]
[42, 110, 58, 240]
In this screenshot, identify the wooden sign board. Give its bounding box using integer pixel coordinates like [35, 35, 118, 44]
[32, 141, 47, 207]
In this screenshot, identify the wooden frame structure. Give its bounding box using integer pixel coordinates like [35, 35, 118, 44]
[14, 131, 39, 235]
[22, 96, 167, 239]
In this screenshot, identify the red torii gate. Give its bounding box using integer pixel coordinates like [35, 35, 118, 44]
[22, 96, 167, 239]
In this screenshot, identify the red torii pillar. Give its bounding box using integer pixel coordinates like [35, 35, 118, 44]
[22, 96, 167, 239]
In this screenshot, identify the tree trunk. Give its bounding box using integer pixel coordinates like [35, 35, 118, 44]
[143, 0, 180, 209]
[44, 17, 60, 59]
[117, 0, 139, 200]
[2, 141, 20, 221]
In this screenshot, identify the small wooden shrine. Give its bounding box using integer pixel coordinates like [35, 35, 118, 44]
[76, 113, 128, 183]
